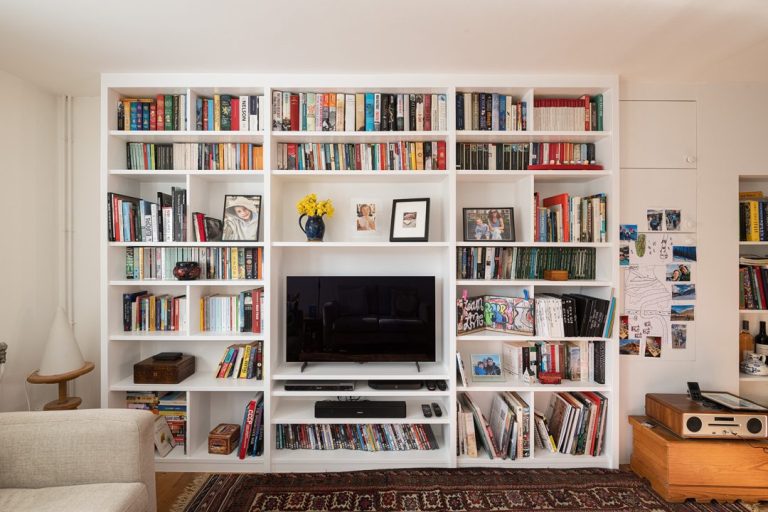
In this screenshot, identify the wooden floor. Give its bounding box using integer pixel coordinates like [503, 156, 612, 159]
[156, 472, 205, 512]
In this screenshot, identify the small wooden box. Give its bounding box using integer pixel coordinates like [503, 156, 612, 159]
[208, 423, 240, 455]
[133, 354, 195, 384]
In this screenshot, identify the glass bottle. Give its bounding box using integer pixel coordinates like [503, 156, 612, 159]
[756, 321, 768, 357]
[739, 320, 754, 362]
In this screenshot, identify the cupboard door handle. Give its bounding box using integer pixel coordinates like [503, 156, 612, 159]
[685, 155, 696, 164]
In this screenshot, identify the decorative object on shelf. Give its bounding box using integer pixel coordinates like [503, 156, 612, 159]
[153, 415, 176, 457]
[544, 270, 569, 281]
[352, 198, 379, 235]
[462, 207, 515, 241]
[133, 353, 195, 384]
[296, 193, 334, 242]
[222, 195, 262, 241]
[173, 261, 201, 280]
[740, 352, 768, 376]
[26, 308, 95, 410]
[390, 198, 430, 242]
[208, 423, 241, 455]
[469, 353, 504, 382]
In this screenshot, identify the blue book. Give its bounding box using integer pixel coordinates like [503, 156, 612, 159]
[122, 201, 132, 241]
[142, 103, 150, 131]
[195, 98, 203, 130]
[298, 145, 305, 170]
[333, 144, 340, 170]
[456, 94, 464, 130]
[365, 93, 375, 131]
[479, 94, 486, 130]
[207, 100, 214, 131]
[499, 95, 506, 131]
[129, 102, 138, 131]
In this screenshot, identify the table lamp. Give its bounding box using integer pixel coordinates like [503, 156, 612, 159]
[27, 308, 94, 410]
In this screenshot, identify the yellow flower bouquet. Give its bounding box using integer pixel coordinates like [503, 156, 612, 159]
[296, 193, 334, 241]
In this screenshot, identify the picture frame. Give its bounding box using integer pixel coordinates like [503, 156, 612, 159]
[390, 198, 430, 242]
[470, 353, 505, 381]
[222, 195, 261, 241]
[463, 207, 515, 241]
[352, 198, 379, 236]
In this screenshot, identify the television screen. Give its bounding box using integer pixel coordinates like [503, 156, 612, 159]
[286, 276, 436, 363]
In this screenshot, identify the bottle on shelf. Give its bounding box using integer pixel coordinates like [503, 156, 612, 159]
[739, 320, 754, 362]
[756, 321, 768, 357]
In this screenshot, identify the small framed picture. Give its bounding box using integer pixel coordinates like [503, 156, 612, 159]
[470, 353, 505, 381]
[390, 198, 430, 242]
[222, 195, 262, 241]
[463, 207, 515, 241]
[352, 198, 378, 235]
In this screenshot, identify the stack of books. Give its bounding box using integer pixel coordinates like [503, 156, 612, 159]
[542, 392, 608, 456]
[275, 424, 439, 451]
[107, 188, 186, 242]
[502, 340, 606, 384]
[533, 95, 603, 131]
[158, 391, 187, 451]
[534, 192, 608, 243]
[455, 92, 526, 131]
[121, 291, 187, 332]
[455, 143, 530, 170]
[528, 142, 598, 169]
[200, 289, 264, 333]
[126, 142, 263, 171]
[276, 141, 446, 171]
[195, 95, 265, 131]
[117, 94, 186, 131]
[456, 247, 596, 281]
[125, 247, 263, 281]
[457, 392, 530, 459]
[215, 341, 264, 380]
[238, 393, 265, 459]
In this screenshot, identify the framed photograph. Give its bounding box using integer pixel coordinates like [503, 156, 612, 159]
[463, 207, 515, 241]
[222, 195, 261, 241]
[470, 353, 505, 381]
[352, 198, 378, 235]
[390, 198, 430, 242]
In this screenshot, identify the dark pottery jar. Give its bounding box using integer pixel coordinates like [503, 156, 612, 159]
[173, 261, 201, 280]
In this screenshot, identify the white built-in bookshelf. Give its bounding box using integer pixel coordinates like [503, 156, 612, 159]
[101, 74, 619, 472]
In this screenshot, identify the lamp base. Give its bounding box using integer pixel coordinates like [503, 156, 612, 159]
[43, 396, 82, 411]
[27, 361, 95, 411]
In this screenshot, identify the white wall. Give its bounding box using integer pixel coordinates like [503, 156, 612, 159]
[0, 70, 60, 412]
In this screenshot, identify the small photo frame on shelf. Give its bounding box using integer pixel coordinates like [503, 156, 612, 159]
[470, 353, 505, 382]
[222, 195, 261, 241]
[352, 198, 379, 235]
[463, 207, 515, 241]
[390, 198, 430, 242]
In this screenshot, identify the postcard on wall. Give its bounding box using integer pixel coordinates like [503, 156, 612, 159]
[628, 233, 674, 265]
[620, 224, 638, 241]
[647, 209, 664, 231]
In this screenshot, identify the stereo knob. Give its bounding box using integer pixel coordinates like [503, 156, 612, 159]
[747, 418, 763, 434]
[686, 416, 702, 433]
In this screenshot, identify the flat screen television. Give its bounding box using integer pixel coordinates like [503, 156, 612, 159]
[286, 276, 436, 363]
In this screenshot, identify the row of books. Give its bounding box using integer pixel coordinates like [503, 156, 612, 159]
[455, 143, 530, 171]
[276, 141, 447, 171]
[533, 96, 604, 132]
[502, 340, 607, 384]
[739, 197, 768, 241]
[125, 247, 264, 281]
[739, 256, 768, 309]
[125, 143, 263, 171]
[122, 291, 187, 332]
[275, 423, 439, 451]
[534, 193, 608, 243]
[127, 391, 187, 451]
[455, 93, 526, 131]
[215, 341, 264, 380]
[456, 247, 597, 281]
[457, 392, 530, 460]
[272, 91, 448, 132]
[107, 189, 187, 242]
[543, 391, 608, 456]
[238, 393, 265, 459]
[530, 143, 598, 167]
[199, 289, 264, 334]
[117, 95, 186, 131]
[195, 95, 265, 132]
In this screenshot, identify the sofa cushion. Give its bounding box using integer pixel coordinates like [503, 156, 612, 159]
[0, 482, 148, 512]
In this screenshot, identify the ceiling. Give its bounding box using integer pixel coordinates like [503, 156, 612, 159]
[1, 0, 767, 96]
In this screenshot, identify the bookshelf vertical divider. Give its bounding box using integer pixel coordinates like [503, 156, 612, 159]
[101, 74, 619, 472]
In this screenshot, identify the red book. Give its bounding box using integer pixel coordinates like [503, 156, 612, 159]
[231, 98, 239, 131]
[149, 102, 157, 131]
[580, 95, 590, 131]
[290, 94, 300, 131]
[202, 99, 209, 131]
[543, 193, 570, 242]
[253, 289, 261, 334]
[533, 192, 539, 242]
[195, 213, 206, 242]
[239, 399, 257, 459]
[755, 266, 767, 309]
[424, 94, 432, 131]
[380, 143, 387, 171]
[355, 145, 362, 170]
[437, 141, 446, 170]
[156, 95, 164, 131]
[527, 164, 603, 171]
[287, 144, 297, 170]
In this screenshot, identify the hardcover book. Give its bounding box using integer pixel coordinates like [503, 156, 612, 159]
[484, 296, 535, 335]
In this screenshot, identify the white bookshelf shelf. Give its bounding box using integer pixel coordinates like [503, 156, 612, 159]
[109, 170, 264, 182]
[271, 130, 449, 143]
[109, 332, 264, 342]
[108, 279, 265, 286]
[272, 241, 449, 248]
[456, 130, 610, 143]
[271, 170, 449, 183]
[110, 374, 265, 392]
[456, 170, 611, 183]
[272, 398, 450, 425]
[455, 241, 612, 248]
[272, 381, 451, 398]
[455, 279, 612, 287]
[109, 130, 264, 143]
[456, 380, 609, 392]
[272, 362, 450, 381]
[108, 241, 265, 247]
[456, 332, 611, 342]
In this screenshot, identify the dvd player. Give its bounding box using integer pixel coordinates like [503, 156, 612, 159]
[368, 380, 423, 390]
[285, 380, 355, 392]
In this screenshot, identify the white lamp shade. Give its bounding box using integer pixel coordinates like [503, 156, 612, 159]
[38, 308, 85, 376]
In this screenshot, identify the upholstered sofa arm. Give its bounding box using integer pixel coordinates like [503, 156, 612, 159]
[0, 409, 156, 510]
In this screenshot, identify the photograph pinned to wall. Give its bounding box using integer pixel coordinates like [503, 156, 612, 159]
[670, 304, 695, 321]
[352, 198, 378, 235]
[671, 324, 687, 349]
[645, 336, 661, 358]
[619, 315, 629, 340]
[390, 198, 429, 242]
[629, 233, 673, 265]
[470, 353, 504, 381]
[666, 263, 692, 282]
[620, 245, 629, 266]
[647, 209, 663, 231]
[222, 195, 261, 241]
[463, 207, 515, 241]
[620, 224, 638, 241]
[673, 245, 697, 262]
[671, 284, 696, 300]
[665, 209, 681, 231]
[620, 338, 640, 356]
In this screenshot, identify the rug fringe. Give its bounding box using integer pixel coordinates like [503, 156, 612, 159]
[168, 474, 210, 512]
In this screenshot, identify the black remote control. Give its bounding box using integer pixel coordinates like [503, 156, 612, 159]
[425, 380, 436, 391]
[421, 404, 433, 418]
[153, 352, 183, 361]
[431, 403, 442, 417]
[687, 381, 702, 401]
[436, 380, 447, 391]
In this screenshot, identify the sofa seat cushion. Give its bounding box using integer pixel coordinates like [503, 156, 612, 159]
[0, 482, 148, 512]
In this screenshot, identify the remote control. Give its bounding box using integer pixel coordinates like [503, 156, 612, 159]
[425, 380, 436, 391]
[421, 404, 433, 418]
[435, 380, 447, 391]
[431, 403, 443, 417]
[687, 381, 702, 401]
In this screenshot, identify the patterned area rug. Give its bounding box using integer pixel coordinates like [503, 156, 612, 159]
[170, 468, 758, 512]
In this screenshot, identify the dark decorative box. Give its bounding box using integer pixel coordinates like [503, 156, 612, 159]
[208, 423, 240, 455]
[133, 354, 195, 384]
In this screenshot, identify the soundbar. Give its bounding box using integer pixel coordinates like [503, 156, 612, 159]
[284, 380, 355, 392]
[314, 400, 407, 418]
[368, 380, 423, 391]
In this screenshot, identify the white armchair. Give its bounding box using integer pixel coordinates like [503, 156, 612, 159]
[0, 409, 156, 512]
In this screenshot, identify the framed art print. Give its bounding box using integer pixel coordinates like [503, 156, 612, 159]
[222, 194, 262, 241]
[390, 198, 430, 242]
[352, 198, 379, 236]
[463, 207, 515, 241]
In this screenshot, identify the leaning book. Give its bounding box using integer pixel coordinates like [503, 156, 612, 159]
[153, 415, 176, 457]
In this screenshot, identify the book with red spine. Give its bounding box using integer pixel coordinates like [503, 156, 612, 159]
[290, 95, 300, 131]
[437, 141, 446, 170]
[231, 98, 240, 131]
[543, 193, 570, 242]
[238, 399, 257, 459]
[156, 95, 165, 131]
[424, 94, 432, 131]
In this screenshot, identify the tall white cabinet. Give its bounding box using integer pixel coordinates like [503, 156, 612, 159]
[100, 74, 619, 472]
